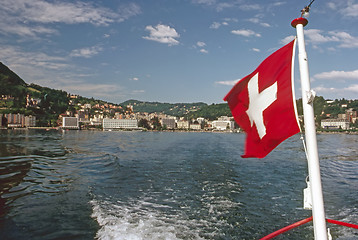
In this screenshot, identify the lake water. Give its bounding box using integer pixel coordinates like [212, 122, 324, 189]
[0, 130, 357, 239]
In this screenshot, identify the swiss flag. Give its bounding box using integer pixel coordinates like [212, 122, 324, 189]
[224, 39, 300, 158]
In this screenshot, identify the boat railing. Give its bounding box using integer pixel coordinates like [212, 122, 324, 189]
[260, 217, 358, 240]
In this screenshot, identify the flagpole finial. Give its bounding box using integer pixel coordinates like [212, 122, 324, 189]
[300, 0, 315, 18]
[291, 18, 308, 28]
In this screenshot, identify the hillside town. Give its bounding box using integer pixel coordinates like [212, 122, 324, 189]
[0, 94, 237, 131]
[1, 93, 358, 132]
[51, 100, 237, 132]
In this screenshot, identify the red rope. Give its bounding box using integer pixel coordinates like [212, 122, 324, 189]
[260, 217, 358, 240]
[260, 216, 313, 240]
[327, 218, 358, 229]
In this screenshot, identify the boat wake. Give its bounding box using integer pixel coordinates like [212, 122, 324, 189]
[90, 197, 204, 240]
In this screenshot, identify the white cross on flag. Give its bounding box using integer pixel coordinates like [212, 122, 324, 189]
[224, 39, 300, 158]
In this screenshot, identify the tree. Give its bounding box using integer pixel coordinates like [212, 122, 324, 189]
[138, 119, 151, 130]
[151, 117, 162, 130]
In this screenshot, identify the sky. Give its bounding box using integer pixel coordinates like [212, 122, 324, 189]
[1, 0, 358, 104]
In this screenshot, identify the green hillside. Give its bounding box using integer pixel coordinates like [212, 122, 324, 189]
[121, 99, 208, 116]
[0, 62, 28, 108]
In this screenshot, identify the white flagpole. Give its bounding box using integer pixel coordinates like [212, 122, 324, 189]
[291, 17, 328, 240]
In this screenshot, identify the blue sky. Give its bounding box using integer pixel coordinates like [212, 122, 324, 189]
[1, 0, 358, 104]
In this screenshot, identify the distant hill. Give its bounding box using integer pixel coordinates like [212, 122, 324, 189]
[0, 62, 29, 109]
[120, 100, 231, 120]
[0, 62, 26, 88]
[185, 103, 231, 120]
[121, 99, 208, 117]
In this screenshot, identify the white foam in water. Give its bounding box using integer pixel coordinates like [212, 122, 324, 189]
[334, 208, 358, 240]
[90, 199, 204, 240]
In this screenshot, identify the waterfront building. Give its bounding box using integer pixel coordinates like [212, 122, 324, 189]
[177, 120, 190, 129]
[0, 113, 36, 128]
[161, 118, 176, 129]
[346, 108, 357, 123]
[321, 119, 350, 130]
[62, 117, 79, 129]
[102, 118, 138, 130]
[190, 123, 201, 130]
[211, 116, 235, 131]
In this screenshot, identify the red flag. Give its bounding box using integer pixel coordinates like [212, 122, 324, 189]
[224, 39, 300, 158]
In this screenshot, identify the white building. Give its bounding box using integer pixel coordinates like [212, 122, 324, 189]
[212, 120, 235, 130]
[177, 120, 190, 129]
[103, 118, 138, 130]
[63, 117, 79, 129]
[211, 116, 235, 131]
[190, 123, 201, 130]
[321, 119, 350, 130]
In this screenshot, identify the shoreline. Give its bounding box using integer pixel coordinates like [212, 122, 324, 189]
[2, 127, 358, 134]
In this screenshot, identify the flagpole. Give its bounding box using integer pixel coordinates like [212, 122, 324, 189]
[291, 18, 328, 240]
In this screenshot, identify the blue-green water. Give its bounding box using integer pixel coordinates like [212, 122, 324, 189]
[0, 130, 357, 239]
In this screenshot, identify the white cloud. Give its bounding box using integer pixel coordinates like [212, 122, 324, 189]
[272, 2, 286, 7]
[215, 79, 239, 86]
[239, 4, 262, 11]
[67, 83, 123, 97]
[314, 70, 358, 80]
[0, 0, 141, 37]
[305, 29, 339, 44]
[251, 48, 260, 52]
[197, 41, 206, 47]
[344, 84, 358, 93]
[0, 44, 68, 71]
[327, 2, 336, 10]
[281, 29, 358, 49]
[313, 86, 337, 94]
[200, 49, 209, 54]
[192, 0, 237, 11]
[313, 84, 358, 98]
[247, 17, 270, 27]
[260, 22, 271, 27]
[247, 18, 259, 24]
[231, 29, 261, 37]
[280, 35, 295, 45]
[4, 0, 140, 25]
[210, 22, 221, 29]
[340, 3, 358, 17]
[143, 24, 180, 46]
[210, 18, 237, 29]
[70, 46, 103, 58]
[215, 2, 236, 11]
[329, 31, 358, 48]
[0, 43, 124, 100]
[305, 29, 358, 48]
[130, 77, 139, 81]
[191, 0, 216, 5]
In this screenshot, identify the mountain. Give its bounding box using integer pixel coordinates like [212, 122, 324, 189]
[0, 62, 29, 109]
[120, 100, 231, 120]
[0, 62, 27, 88]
